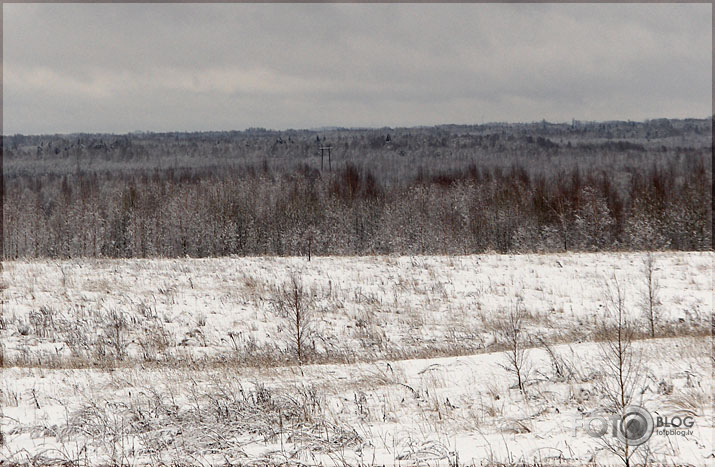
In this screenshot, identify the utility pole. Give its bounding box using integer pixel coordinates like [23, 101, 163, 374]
[319, 144, 332, 171]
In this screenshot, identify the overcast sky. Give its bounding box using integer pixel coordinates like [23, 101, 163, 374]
[3, 3, 712, 135]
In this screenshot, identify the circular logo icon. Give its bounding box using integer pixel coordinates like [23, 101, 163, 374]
[616, 405, 654, 446]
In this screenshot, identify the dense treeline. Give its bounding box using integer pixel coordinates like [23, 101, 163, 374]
[4, 154, 711, 258]
[4, 118, 712, 258]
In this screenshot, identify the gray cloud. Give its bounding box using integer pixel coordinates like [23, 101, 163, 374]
[3, 3, 711, 134]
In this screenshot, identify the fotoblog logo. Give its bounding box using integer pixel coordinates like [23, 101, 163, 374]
[574, 405, 655, 446]
[574, 405, 697, 445]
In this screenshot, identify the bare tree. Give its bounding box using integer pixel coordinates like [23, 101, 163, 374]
[498, 303, 531, 393]
[641, 253, 660, 338]
[598, 274, 648, 466]
[272, 274, 315, 365]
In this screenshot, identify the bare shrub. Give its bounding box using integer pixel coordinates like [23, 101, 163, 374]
[353, 309, 387, 353]
[597, 274, 647, 466]
[28, 305, 56, 339]
[103, 309, 129, 361]
[498, 303, 531, 392]
[641, 253, 660, 338]
[138, 320, 173, 362]
[271, 274, 315, 365]
[537, 335, 578, 383]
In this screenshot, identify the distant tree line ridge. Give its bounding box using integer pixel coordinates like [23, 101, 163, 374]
[2, 118, 711, 258]
[4, 117, 712, 182]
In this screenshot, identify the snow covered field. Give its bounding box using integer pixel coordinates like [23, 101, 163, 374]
[1, 252, 712, 464]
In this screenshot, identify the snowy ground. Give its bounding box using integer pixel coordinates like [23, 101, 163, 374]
[1, 252, 712, 464]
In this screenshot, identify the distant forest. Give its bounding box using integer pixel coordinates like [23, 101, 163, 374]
[3, 118, 712, 258]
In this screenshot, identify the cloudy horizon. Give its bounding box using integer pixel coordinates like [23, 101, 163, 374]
[3, 3, 712, 135]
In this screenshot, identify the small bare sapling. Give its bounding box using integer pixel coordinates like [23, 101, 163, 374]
[272, 274, 315, 365]
[498, 303, 531, 393]
[641, 253, 660, 338]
